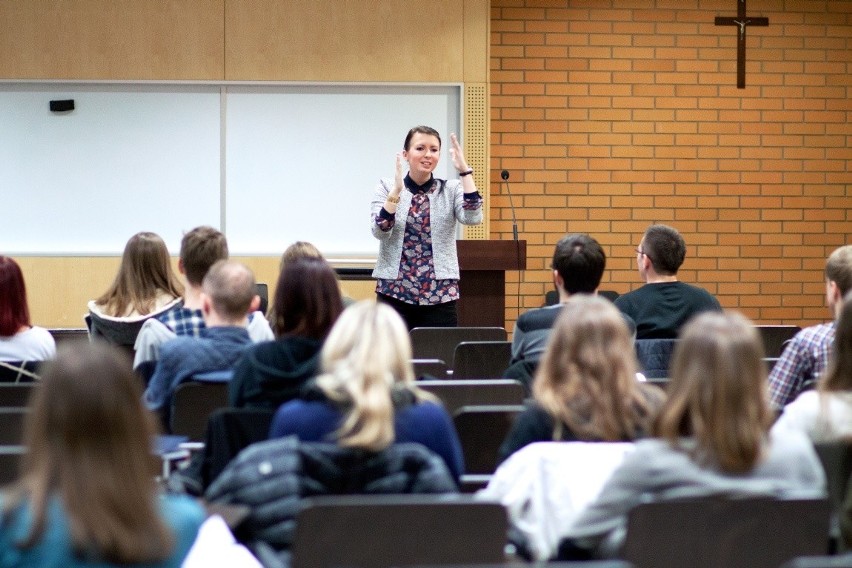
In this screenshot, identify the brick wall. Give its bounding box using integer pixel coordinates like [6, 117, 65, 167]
[490, 0, 851, 333]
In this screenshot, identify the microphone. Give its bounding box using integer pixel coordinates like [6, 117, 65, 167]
[500, 170, 519, 241]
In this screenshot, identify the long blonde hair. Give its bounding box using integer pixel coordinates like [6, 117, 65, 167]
[95, 232, 183, 316]
[654, 311, 772, 473]
[532, 295, 659, 441]
[3, 343, 173, 562]
[315, 300, 433, 451]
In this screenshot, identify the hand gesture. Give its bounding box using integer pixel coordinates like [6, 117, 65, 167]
[449, 133, 469, 173]
[394, 152, 404, 193]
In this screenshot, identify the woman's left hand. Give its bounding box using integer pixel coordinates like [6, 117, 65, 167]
[449, 133, 470, 173]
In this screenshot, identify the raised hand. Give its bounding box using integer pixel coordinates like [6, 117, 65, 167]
[394, 152, 404, 193]
[449, 133, 470, 173]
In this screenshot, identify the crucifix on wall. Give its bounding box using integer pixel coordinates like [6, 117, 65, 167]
[714, 0, 769, 88]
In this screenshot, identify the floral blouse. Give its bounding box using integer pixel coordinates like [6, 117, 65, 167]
[375, 174, 481, 306]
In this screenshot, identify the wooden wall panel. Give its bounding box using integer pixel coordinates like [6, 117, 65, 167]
[463, 0, 489, 83]
[17, 257, 124, 328]
[5, 0, 491, 327]
[17, 255, 376, 329]
[225, 0, 465, 81]
[0, 0, 224, 80]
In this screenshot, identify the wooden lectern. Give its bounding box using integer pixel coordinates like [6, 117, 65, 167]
[457, 240, 527, 328]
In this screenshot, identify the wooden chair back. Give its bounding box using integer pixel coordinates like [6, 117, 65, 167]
[410, 327, 506, 370]
[291, 495, 508, 568]
[623, 497, 830, 568]
[452, 341, 512, 380]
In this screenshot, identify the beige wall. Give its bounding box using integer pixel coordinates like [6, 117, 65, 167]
[1, 0, 490, 327]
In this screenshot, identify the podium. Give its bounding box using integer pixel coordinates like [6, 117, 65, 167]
[457, 240, 527, 328]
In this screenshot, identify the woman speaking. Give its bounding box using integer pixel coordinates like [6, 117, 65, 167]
[371, 126, 483, 329]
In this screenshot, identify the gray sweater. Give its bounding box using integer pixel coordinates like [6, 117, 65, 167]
[371, 178, 482, 280]
[565, 430, 826, 555]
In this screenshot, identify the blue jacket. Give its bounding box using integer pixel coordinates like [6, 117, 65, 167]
[0, 494, 204, 567]
[144, 326, 252, 412]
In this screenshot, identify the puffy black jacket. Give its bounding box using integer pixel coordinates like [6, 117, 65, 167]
[204, 436, 458, 550]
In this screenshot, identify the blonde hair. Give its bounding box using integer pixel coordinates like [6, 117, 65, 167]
[95, 232, 183, 316]
[533, 295, 659, 441]
[654, 310, 772, 473]
[314, 300, 433, 451]
[279, 241, 324, 273]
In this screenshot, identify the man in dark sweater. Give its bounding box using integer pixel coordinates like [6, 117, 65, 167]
[511, 234, 635, 366]
[615, 224, 721, 339]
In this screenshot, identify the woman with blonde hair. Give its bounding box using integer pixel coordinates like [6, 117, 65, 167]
[498, 295, 664, 463]
[268, 299, 464, 481]
[0, 342, 204, 566]
[564, 311, 825, 556]
[772, 293, 852, 441]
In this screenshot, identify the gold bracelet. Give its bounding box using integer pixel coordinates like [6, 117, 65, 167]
[386, 195, 400, 204]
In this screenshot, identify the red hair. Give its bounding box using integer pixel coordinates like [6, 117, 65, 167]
[0, 257, 31, 337]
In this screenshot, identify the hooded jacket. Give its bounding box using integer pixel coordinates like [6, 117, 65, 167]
[229, 337, 322, 410]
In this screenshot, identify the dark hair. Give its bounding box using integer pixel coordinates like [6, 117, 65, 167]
[825, 245, 852, 297]
[551, 234, 606, 294]
[202, 260, 256, 321]
[180, 226, 229, 286]
[272, 257, 343, 339]
[0, 257, 30, 337]
[4, 342, 173, 562]
[642, 224, 686, 276]
[403, 126, 441, 151]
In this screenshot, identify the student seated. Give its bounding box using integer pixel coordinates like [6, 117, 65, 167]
[563, 311, 826, 558]
[508, 234, 635, 388]
[133, 226, 272, 377]
[771, 292, 852, 442]
[614, 224, 721, 339]
[268, 300, 464, 482]
[769, 245, 852, 412]
[86, 231, 182, 346]
[0, 342, 204, 567]
[0, 256, 56, 365]
[499, 294, 664, 464]
[144, 260, 260, 423]
[230, 257, 344, 410]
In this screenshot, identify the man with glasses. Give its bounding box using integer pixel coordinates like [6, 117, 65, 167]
[615, 224, 721, 339]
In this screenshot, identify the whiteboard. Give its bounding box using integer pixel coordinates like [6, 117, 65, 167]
[224, 85, 460, 255]
[0, 84, 221, 254]
[0, 82, 461, 256]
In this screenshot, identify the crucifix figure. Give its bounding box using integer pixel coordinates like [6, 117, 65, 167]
[714, 0, 769, 88]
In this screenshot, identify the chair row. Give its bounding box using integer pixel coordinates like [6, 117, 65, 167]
[408, 324, 801, 382]
[269, 493, 836, 568]
[168, 378, 530, 443]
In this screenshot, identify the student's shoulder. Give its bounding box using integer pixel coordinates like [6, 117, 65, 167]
[159, 335, 201, 358]
[516, 304, 561, 328]
[161, 493, 206, 526]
